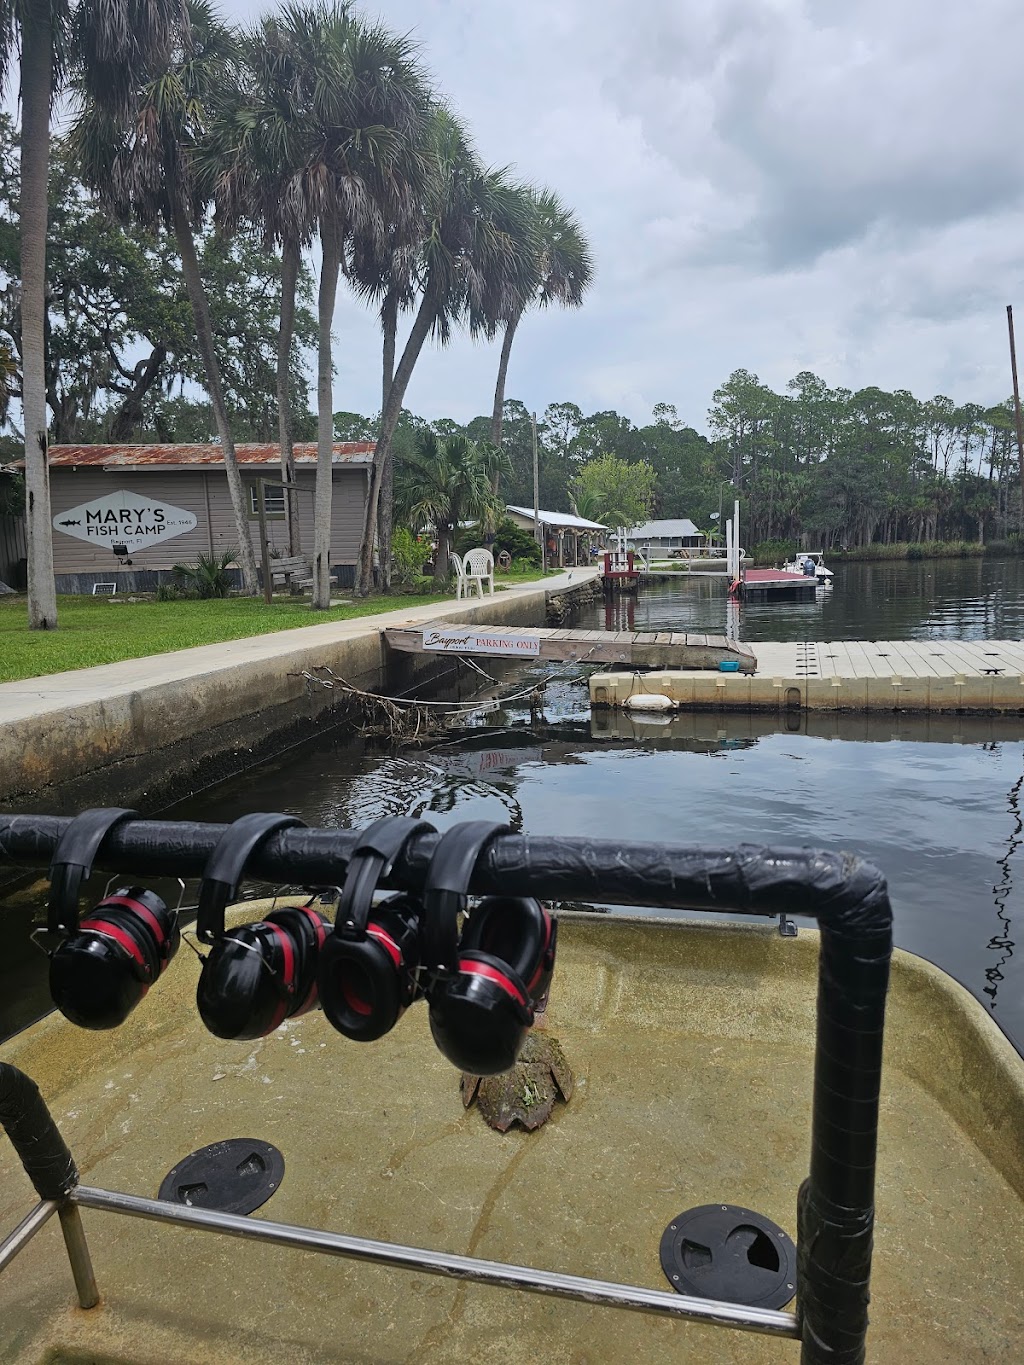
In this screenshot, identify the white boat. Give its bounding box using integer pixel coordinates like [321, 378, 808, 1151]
[781, 551, 833, 588]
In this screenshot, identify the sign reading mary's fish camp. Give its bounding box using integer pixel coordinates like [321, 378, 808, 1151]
[53, 490, 197, 553]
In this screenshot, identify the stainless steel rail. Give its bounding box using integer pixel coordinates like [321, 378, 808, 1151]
[0, 1200, 56, 1274]
[71, 1185, 800, 1338]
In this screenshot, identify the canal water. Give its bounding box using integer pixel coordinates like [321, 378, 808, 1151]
[3, 558, 1022, 1054]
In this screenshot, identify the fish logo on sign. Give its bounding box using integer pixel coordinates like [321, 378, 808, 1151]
[53, 490, 197, 552]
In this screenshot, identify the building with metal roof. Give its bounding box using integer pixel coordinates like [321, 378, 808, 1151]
[504, 505, 607, 567]
[43, 443, 374, 593]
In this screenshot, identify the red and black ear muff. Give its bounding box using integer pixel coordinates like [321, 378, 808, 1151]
[195, 902, 330, 1040]
[459, 895, 557, 1012]
[45, 808, 181, 1031]
[318, 816, 434, 1043]
[193, 812, 318, 1041]
[422, 821, 555, 1076]
[429, 896, 557, 1078]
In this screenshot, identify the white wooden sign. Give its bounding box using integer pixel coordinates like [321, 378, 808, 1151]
[422, 626, 541, 657]
[53, 490, 197, 552]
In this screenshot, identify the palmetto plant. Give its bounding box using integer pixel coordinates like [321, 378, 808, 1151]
[397, 429, 508, 586]
[172, 547, 237, 597]
[69, 0, 261, 596]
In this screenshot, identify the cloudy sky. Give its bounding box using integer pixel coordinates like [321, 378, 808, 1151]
[220, 0, 1024, 432]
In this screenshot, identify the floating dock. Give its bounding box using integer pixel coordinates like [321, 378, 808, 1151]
[590, 639, 1024, 714]
[384, 621, 758, 672]
[733, 569, 817, 602]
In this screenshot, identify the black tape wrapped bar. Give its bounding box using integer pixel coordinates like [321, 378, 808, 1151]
[0, 1063, 78, 1201]
[0, 815, 892, 1365]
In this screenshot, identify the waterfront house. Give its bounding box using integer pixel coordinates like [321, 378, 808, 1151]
[625, 518, 707, 555]
[41, 442, 374, 592]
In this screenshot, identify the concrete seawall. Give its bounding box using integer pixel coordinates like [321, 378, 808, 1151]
[0, 571, 599, 814]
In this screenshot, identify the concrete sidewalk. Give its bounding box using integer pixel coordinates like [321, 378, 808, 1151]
[0, 568, 598, 807]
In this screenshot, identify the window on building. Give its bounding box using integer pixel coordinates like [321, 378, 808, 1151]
[248, 483, 286, 518]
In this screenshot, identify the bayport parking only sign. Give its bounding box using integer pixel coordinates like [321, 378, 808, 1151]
[53, 490, 197, 553]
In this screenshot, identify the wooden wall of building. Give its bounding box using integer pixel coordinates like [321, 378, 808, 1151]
[48, 466, 369, 581]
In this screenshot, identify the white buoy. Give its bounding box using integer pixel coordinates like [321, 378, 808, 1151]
[624, 692, 675, 711]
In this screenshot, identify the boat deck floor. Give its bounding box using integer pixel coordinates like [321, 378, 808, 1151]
[1, 917, 1021, 1364]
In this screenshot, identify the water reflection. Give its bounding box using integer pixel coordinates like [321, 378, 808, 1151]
[596, 558, 1024, 642]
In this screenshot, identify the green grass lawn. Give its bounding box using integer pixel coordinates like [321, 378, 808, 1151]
[0, 567, 555, 683]
[0, 593, 454, 683]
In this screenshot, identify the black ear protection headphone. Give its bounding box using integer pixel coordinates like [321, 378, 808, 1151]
[194, 812, 331, 1040]
[422, 821, 557, 1076]
[317, 816, 435, 1042]
[46, 807, 181, 1030]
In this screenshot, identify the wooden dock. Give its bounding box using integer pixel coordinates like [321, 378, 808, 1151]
[383, 621, 758, 672]
[590, 639, 1024, 714]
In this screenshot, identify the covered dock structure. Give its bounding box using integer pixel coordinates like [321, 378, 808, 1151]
[505, 505, 606, 566]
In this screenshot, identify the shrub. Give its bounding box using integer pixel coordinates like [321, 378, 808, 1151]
[171, 549, 238, 599]
[391, 527, 432, 590]
[155, 582, 193, 601]
[750, 539, 797, 566]
[455, 516, 541, 565]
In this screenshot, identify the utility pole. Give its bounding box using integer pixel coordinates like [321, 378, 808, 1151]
[1007, 306, 1024, 511]
[532, 410, 545, 572]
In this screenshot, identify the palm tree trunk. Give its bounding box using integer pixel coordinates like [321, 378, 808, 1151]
[21, 5, 57, 629]
[278, 235, 301, 555]
[433, 526, 452, 587]
[489, 309, 520, 493]
[170, 192, 259, 595]
[355, 291, 434, 596]
[376, 286, 398, 591]
[313, 218, 341, 610]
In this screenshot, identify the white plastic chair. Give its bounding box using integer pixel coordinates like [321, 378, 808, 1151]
[463, 547, 495, 596]
[449, 552, 469, 599]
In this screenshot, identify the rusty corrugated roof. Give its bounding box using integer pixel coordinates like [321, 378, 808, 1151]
[45, 442, 375, 467]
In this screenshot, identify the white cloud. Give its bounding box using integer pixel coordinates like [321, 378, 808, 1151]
[221, 0, 1024, 429]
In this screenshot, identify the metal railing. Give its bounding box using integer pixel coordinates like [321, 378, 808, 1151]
[0, 815, 893, 1364]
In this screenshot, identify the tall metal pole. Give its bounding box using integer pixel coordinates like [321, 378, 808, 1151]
[1006, 306, 1024, 511]
[531, 411, 545, 572]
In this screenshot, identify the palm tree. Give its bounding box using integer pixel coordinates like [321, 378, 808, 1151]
[70, 0, 261, 595]
[397, 429, 507, 586]
[490, 188, 593, 456]
[0, 0, 186, 628]
[201, 9, 322, 558]
[277, 2, 431, 609]
[352, 107, 538, 596]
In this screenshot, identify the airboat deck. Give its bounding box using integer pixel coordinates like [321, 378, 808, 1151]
[1, 914, 1021, 1364]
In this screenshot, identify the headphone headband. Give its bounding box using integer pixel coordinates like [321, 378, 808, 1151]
[197, 812, 306, 943]
[48, 807, 139, 935]
[422, 821, 507, 972]
[335, 816, 434, 938]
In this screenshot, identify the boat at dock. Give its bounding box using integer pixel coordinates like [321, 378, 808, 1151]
[780, 552, 834, 588]
[0, 812, 1020, 1364]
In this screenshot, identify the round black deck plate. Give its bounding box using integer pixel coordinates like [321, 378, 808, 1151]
[659, 1204, 796, 1309]
[158, 1138, 284, 1216]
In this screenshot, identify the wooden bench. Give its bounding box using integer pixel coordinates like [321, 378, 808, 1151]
[268, 554, 315, 593]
